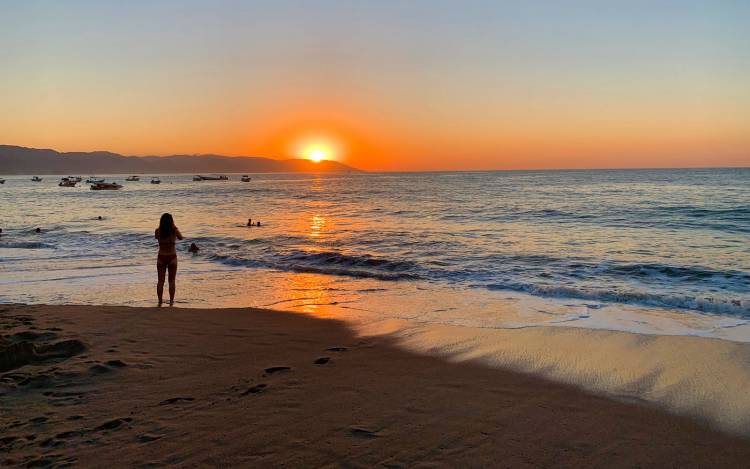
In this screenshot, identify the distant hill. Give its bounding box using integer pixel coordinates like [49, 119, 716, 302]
[0, 145, 360, 174]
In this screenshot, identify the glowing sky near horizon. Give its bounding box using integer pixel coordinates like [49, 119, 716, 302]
[1, 0, 748, 170]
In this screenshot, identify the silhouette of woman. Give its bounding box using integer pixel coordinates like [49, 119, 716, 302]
[155, 213, 183, 306]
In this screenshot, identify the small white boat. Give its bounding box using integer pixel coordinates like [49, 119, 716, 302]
[193, 175, 202, 181]
[31, 176, 43, 182]
[194, 175, 229, 181]
[68, 176, 82, 182]
[126, 175, 140, 181]
[86, 177, 105, 184]
[90, 182, 123, 190]
[241, 175, 251, 182]
[150, 177, 161, 184]
[59, 178, 77, 187]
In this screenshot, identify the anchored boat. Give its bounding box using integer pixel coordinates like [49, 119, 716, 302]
[151, 177, 161, 184]
[90, 182, 123, 190]
[31, 176, 43, 182]
[86, 177, 105, 184]
[194, 175, 229, 181]
[59, 178, 77, 187]
[126, 175, 140, 181]
[241, 175, 251, 182]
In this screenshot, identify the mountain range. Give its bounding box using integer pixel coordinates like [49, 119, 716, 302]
[0, 145, 359, 174]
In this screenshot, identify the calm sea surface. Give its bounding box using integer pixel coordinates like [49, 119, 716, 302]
[1, 169, 749, 338]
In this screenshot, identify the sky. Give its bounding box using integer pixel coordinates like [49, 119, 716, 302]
[1, 0, 748, 171]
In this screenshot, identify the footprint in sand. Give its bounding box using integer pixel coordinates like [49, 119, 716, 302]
[89, 359, 128, 374]
[264, 366, 291, 375]
[105, 359, 127, 368]
[326, 347, 348, 352]
[94, 417, 132, 432]
[39, 437, 65, 448]
[314, 357, 331, 365]
[349, 426, 381, 439]
[89, 364, 112, 374]
[138, 433, 163, 443]
[0, 435, 19, 451]
[240, 384, 267, 396]
[159, 397, 195, 405]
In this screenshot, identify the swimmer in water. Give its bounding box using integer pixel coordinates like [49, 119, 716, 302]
[247, 218, 252, 227]
[188, 242, 199, 253]
[35, 227, 41, 233]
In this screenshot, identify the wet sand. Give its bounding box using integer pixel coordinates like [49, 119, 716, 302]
[1, 304, 749, 467]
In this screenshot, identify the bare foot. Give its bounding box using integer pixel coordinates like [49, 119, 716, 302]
[168, 299, 174, 306]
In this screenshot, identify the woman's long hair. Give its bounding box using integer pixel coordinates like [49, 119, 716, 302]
[159, 213, 174, 239]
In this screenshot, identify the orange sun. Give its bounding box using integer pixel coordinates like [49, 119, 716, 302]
[305, 147, 329, 163]
[291, 134, 343, 163]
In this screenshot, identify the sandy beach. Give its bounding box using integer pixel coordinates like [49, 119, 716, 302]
[2, 304, 749, 468]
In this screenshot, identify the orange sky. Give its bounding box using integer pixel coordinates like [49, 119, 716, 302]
[1, 2, 748, 171]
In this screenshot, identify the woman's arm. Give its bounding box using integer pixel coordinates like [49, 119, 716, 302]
[155, 228, 159, 240]
[175, 227, 184, 240]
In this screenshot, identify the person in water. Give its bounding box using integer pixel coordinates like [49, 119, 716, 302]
[247, 218, 252, 227]
[35, 227, 41, 233]
[155, 213, 183, 306]
[188, 242, 199, 253]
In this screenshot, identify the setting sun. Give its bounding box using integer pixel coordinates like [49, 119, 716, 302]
[290, 133, 344, 163]
[306, 147, 328, 163]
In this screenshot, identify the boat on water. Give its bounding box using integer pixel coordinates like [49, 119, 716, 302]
[67, 176, 82, 182]
[192, 175, 202, 181]
[0, 178, 5, 184]
[241, 175, 251, 182]
[194, 175, 229, 181]
[31, 176, 43, 182]
[86, 177, 105, 184]
[90, 182, 123, 190]
[59, 178, 77, 187]
[126, 175, 140, 181]
[151, 177, 161, 184]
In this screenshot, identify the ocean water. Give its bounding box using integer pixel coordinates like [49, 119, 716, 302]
[1, 169, 749, 339]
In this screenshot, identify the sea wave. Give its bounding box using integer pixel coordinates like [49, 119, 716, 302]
[485, 282, 750, 316]
[0, 241, 56, 249]
[604, 262, 750, 282]
[475, 255, 750, 289]
[207, 250, 421, 281]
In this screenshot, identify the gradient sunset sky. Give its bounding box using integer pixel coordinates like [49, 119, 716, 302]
[2, 0, 748, 171]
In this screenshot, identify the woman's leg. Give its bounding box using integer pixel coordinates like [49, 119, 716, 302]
[157, 262, 166, 305]
[167, 260, 178, 305]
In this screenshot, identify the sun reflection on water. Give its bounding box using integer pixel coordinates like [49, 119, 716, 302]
[309, 215, 326, 239]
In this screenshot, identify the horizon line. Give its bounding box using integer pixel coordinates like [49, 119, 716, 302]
[2, 143, 748, 173]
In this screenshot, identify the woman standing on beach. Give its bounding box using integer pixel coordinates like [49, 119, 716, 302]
[155, 213, 183, 306]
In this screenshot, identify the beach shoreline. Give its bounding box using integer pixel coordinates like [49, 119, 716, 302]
[2, 304, 749, 467]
